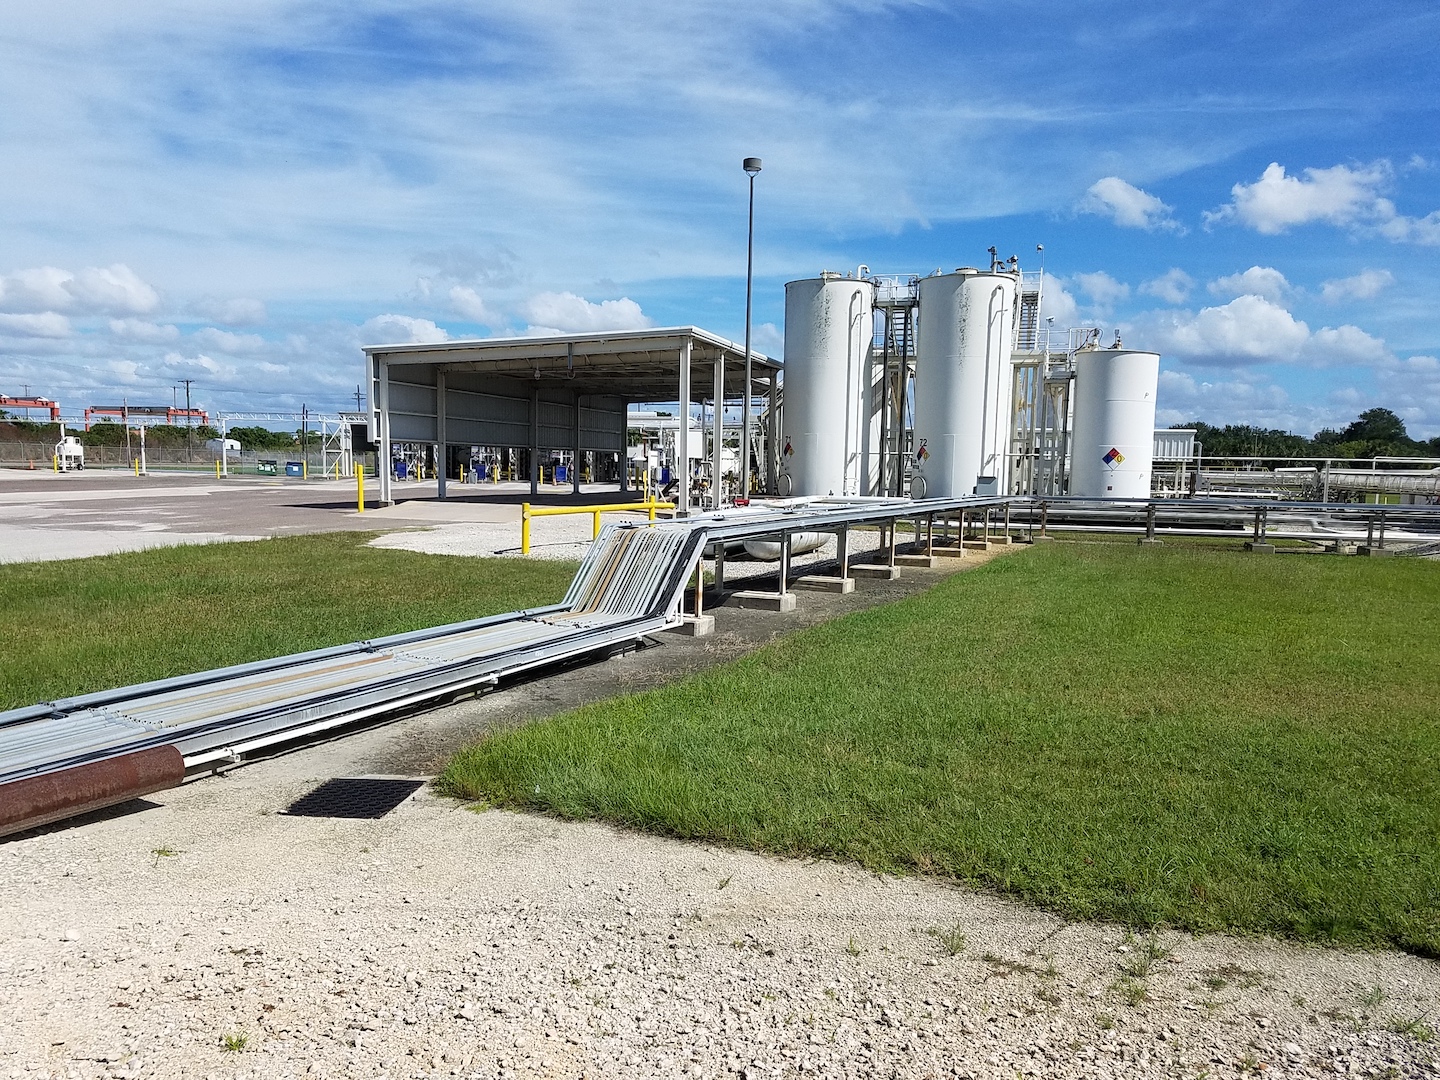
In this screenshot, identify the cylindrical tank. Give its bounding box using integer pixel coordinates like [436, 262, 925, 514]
[910, 269, 1018, 498]
[780, 275, 875, 497]
[1068, 349, 1160, 499]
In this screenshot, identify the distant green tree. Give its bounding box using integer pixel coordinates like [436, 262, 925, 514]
[229, 425, 298, 451]
[1341, 407, 1408, 444]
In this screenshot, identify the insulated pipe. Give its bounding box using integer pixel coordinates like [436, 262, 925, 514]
[0, 745, 185, 839]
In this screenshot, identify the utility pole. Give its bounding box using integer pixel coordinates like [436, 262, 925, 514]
[181, 378, 194, 459]
[354, 384, 365, 412]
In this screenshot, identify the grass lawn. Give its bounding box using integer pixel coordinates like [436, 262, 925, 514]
[442, 542, 1440, 956]
[0, 533, 577, 709]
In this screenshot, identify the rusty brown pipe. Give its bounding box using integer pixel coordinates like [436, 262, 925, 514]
[0, 745, 185, 839]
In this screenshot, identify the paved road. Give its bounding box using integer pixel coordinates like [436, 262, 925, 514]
[0, 470, 599, 564]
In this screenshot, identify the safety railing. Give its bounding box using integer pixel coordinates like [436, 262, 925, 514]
[520, 496, 675, 554]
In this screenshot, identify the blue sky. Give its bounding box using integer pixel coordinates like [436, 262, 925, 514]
[1, 1, 1438, 435]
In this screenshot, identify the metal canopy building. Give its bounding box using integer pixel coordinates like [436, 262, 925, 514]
[363, 327, 780, 514]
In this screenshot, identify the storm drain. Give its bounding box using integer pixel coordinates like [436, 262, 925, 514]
[281, 778, 425, 819]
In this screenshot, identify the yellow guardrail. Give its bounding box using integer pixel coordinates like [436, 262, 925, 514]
[521, 497, 674, 554]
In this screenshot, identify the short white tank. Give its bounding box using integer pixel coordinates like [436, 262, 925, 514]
[910, 269, 1018, 498]
[780, 275, 875, 497]
[1068, 349, 1161, 499]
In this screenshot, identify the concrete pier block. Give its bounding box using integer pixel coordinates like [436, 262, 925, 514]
[1137, 538, 1164, 547]
[793, 575, 855, 594]
[669, 614, 714, 636]
[1244, 542, 1276, 553]
[848, 565, 901, 580]
[1355, 546, 1393, 558]
[729, 590, 798, 611]
[894, 554, 938, 568]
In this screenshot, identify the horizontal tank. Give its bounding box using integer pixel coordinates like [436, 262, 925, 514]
[1068, 349, 1160, 499]
[780, 275, 875, 497]
[910, 269, 1018, 498]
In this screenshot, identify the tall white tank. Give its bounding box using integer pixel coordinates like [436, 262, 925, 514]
[910, 269, 1019, 498]
[780, 274, 875, 497]
[1068, 349, 1160, 499]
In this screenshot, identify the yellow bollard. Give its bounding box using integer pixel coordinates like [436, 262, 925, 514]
[52, 455, 58, 473]
[215, 458, 221, 479]
[133, 457, 139, 476]
[647, 495, 657, 522]
[592, 509, 602, 540]
[521, 502, 531, 554]
[357, 462, 365, 512]
[303, 459, 308, 480]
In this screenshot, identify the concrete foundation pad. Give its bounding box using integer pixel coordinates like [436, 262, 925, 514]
[894, 554, 938, 568]
[961, 540, 991, 551]
[848, 564, 901, 580]
[929, 546, 969, 559]
[1327, 542, 1357, 555]
[728, 590, 799, 612]
[793, 575, 855, 594]
[1031, 535, 1056, 544]
[1244, 542, 1276, 553]
[669, 615, 715, 637]
[1355, 546, 1394, 558]
[1137, 538, 1164, 547]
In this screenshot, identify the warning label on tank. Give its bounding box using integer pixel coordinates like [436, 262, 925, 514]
[1103, 447, 1125, 467]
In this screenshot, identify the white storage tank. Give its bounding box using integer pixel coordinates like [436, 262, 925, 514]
[1068, 349, 1161, 499]
[779, 274, 875, 497]
[910, 269, 1019, 498]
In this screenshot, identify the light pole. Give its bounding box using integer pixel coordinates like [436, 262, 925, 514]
[741, 156, 761, 499]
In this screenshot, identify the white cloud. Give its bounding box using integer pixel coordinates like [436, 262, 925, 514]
[448, 285, 497, 325]
[109, 318, 180, 343]
[161, 352, 228, 376]
[107, 360, 140, 384]
[520, 292, 653, 334]
[1207, 266, 1291, 305]
[1134, 295, 1389, 369]
[1038, 280, 1080, 332]
[1078, 177, 1183, 232]
[0, 263, 159, 315]
[0, 311, 72, 338]
[0, 267, 74, 312]
[1139, 269, 1193, 305]
[1155, 368, 1291, 427]
[192, 327, 266, 353]
[360, 314, 450, 344]
[1073, 271, 1130, 309]
[1319, 269, 1394, 304]
[189, 297, 267, 326]
[752, 322, 782, 357]
[66, 265, 160, 315]
[1206, 161, 1440, 244]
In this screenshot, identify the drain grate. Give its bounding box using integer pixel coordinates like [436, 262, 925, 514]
[281, 778, 425, 819]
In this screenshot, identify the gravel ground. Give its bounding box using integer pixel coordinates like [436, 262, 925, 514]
[2, 772, 1437, 1080]
[3, 536, 1437, 1080]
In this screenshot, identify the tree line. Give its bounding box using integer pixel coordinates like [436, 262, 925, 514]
[1177, 408, 1439, 461]
[0, 417, 315, 451]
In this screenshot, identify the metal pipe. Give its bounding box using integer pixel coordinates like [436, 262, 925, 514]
[0, 745, 184, 839]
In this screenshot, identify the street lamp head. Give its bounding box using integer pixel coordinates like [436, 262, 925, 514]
[743, 157, 762, 176]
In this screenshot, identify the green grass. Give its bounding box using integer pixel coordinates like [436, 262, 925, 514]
[0, 533, 576, 708]
[441, 542, 1440, 955]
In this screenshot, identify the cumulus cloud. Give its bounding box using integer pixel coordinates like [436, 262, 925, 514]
[1206, 161, 1440, 244]
[109, 318, 180, 343]
[1073, 271, 1130, 309]
[0, 311, 72, 338]
[161, 352, 228, 376]
[0, 263, 159, 315]
[1134, 295, 1389, 368]
[520, 292, 653, 335]
[448, 285, 496, 325]
[1319, 269, 1394, 303]
[752, 322, 783, 357]
[1140, 269, 1194, 305]
[360, 314, 450, 344]
[1207, 266, 1292, 305]
[1078, 177, 1183, 232]
[1038, 280, 1080, 332]
[192, 327, 266, 353]
[1155, 368, 1292, 427]
[189, 297, 267, 326]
